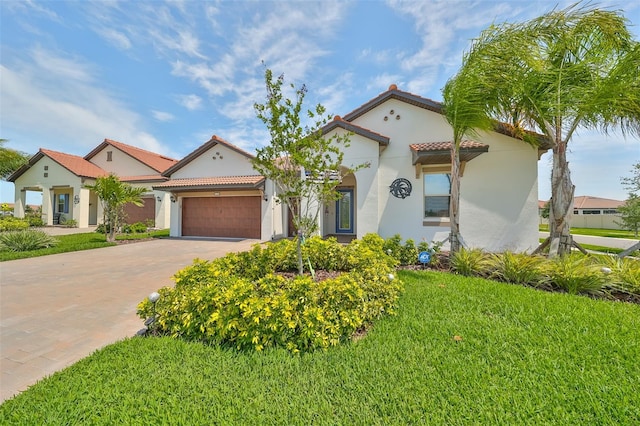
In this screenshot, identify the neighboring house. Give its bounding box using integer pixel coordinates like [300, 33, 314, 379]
[153, 135, 280, 240]
[540, 196, 624, 230]
[159, 85, 550, 251]
[8, 139, 178, 229]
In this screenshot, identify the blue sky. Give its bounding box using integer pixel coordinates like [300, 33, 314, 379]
[1, 0, 639, 205]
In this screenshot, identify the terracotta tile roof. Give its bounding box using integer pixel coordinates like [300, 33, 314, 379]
[409, 140, 489, 166]
[162, 135, 255, 177]
[539, 196, 624, 209]
[85, 139, 178, 173]
[322, 116, 390, 145]
[119, 174, 168, 183]
[409, 140, 489, 152]
[153, 175, 265, 190]
[40, 148, 107, 178]
[573, 196, 624, 209]
[342, 84, 552, 148]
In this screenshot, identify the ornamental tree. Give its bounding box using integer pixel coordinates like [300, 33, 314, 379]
[252, 68, 366, 274]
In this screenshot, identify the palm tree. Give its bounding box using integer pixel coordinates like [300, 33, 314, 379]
[444, 3, 640, 256]
[0, 139, 30, 180]
[85, 174, 147, 242]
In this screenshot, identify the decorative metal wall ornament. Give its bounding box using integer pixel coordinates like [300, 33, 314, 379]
[389, 178, 412, 199]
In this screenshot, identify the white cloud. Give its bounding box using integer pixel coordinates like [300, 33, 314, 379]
[96, 27, 132, 50]
[0, 52, 174, 157]
[176, 94, 203, 111]
[151, 110, 175, 122]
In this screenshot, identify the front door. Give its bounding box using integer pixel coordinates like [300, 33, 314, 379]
[335, 189, 354, 234]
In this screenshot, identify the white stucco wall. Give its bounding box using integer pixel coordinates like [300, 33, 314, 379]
[13, 157, 84, 226]
[89, 146, 158, 176]
[334, 98, 540, 252]
[171, 145, 255, 179]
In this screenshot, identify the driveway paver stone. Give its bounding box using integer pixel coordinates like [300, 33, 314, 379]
[0, 237, 257, 402]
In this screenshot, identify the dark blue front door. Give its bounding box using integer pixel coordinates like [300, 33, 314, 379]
[335, 189, 354, 234]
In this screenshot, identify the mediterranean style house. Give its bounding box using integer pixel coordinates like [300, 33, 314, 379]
[8, 139, 177, 228]
[10, 85, 550, 251]
[154, 85, 550, 252]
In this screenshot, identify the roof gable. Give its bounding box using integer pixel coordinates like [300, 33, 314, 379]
[343, 84, 552, 149]
[85, 139, 178, 173]
[322, 116, 390, 145]
[163, 135, 255, 177]
[8, 149, 107, 182]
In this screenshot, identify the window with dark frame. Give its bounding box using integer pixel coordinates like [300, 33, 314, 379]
[107, 151, 113, 161]
[57, 194, 69, 214]
[424, 173, 451, 218]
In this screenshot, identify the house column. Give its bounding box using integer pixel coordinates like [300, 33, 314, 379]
[73, 186, 90, 228]
[43, 188, 54, 225]
[15, 189, 27, 218]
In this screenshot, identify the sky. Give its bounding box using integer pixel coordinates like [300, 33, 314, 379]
[1, 0, 639, 205]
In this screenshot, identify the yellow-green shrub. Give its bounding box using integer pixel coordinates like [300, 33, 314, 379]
[138, 234, 402, 352]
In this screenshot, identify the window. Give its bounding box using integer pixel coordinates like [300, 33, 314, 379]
[582, 209, 600, 215]
[57, 194, 69, 214]
[603, 209, 619, 215]
[424, 173, 451, 218]
[107, 151, 113, 161]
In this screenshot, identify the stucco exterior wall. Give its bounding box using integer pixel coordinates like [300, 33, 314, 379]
[89, 146, 158, 176]
[333, 98, 540, 252]
[13, 157, 83, 226]
[171, 145, 255, 179]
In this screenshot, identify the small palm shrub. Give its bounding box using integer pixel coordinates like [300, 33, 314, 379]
[544, 254, 608, 295]
[487, 251, 546, 286]
[0, 217, 30, 232]
[138, 234, 402, 353]
[450, 248, 490, 277]
[0, 229, 58, 252]
[598, 256, 640, 295]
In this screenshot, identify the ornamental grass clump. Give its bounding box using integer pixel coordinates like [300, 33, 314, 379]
[450, 248, 490, 277]
[487, 251, 546, 287]
[0, 229, 58, 252]
[138, 234, 402, 353]
[543, 253, 608, 295]
[597, 256, 640, 295]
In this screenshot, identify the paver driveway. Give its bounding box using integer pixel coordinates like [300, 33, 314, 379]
[0, 238, 257, 403]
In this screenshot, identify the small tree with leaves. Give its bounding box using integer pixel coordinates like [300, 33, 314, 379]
[85, 174, 147, 242]
[0, 139, 30, 180]
[252, 69, 365, 274]
[617, 162, 640, 237]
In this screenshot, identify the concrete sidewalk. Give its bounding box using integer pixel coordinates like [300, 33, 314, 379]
[0, 238, 257, 403]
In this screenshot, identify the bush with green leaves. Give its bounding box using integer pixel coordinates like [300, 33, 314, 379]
[123, 222, 148, 234]
[486, 251, 546, 286]
[138, 234, 402, 353]
[0, 217, 30, 232]
[0, 229, 58, 252]
[598, 256, 640, 294]
[543, 254, 608, 295]
[450, 248, 490, 277]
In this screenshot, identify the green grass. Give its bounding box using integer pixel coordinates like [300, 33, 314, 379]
[0, 229, 169, 261]
[2, 271, 638, 424]
[539, 224, 638, 239]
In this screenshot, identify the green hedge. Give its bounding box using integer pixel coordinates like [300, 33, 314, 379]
[138, 235, 402, 353]
[0, 217, 30, 232]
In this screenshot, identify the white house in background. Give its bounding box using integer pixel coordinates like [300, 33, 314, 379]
[539, 196, 624, 230]
[153, 135, 282, 241]
[157, 85, 550, 251]
[8, 139, 178, 229]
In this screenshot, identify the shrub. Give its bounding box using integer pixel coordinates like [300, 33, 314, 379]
[543, 254, 608, 295]
[0, 217, 30, 232]
[138, 234, 403, 353]
[0, 229, 58, 252]
[123, 222, 148, 234]
[487, 251, 546, 286]
[450, 248, 490, 277]
[598, 256, 640, 295]
[27, 216, 44, 227]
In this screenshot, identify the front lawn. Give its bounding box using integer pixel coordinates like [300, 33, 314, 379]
[2, 270, 637, 424]
[539, 224, 638, 239]
[0, 229, 169, 261]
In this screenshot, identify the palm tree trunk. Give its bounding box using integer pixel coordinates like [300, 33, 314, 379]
[549, 140, 575, 257]
[450, 147, 462, 253]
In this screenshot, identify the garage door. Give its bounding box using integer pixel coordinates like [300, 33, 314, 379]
[182, 196, 261, 239]
[124, 197, 155, 224]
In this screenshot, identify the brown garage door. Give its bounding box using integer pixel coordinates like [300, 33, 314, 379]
[182, 196, 261, 239]
[123, 197, 155, 224]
